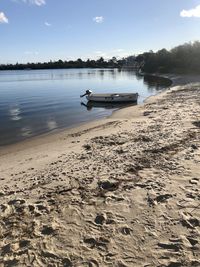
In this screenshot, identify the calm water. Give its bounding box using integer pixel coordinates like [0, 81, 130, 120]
[0, 68, 170, 146]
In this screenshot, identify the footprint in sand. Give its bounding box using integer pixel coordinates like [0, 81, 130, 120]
[119, 226, 132, 235]
[83, 236, 109, 250]
[94, 214, 106, 225]
[98, 180, 119, 191]
[41, 225, 55, 235]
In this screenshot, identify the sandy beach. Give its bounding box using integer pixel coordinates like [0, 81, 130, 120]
[0, 79, 200, 266]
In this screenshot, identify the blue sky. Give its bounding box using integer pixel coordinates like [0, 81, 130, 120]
[1, 0, 200, 63]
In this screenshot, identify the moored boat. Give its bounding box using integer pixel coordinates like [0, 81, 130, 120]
[80, 90, 138, 103]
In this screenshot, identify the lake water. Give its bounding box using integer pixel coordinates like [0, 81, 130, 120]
[0, 68, 170, 146]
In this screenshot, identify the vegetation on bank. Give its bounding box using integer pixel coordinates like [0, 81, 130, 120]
[0, 57, 122, 71]
[136, 41, 200, 74]
[1, 41, 200, 73]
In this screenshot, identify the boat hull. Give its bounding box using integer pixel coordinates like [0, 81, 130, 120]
[86, 93, 138, 103]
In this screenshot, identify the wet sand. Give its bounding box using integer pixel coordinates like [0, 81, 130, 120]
[0, 81, 200, 266]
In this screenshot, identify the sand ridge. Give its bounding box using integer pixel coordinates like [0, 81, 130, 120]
[0, 83, 200, 266]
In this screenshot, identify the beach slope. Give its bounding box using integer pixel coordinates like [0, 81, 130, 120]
[0, 83, 200, 266]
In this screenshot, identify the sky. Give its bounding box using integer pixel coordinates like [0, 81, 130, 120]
[1, 0, 200, 64]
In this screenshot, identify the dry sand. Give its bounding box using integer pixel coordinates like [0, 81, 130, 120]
[0, 81, 200, 267]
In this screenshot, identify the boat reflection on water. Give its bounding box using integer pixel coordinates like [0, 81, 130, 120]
[81, 101, 137, 111]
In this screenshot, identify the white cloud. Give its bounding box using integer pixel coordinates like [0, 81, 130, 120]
[20, 0, 46, 6]
[32, 0, 46, 6]
[0, 12, 8, 23]
[180, 4, 200, 17]
[91, 49, 129, 60]
[45, 21, 51, 26]
[93, 16, 104, 23]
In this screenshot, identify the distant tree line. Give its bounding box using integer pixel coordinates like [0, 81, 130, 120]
[0, 54, 138, 71]
[1, 41, 200, 73]
[136, 41, 200, 74]
[0, 57, 122, 71]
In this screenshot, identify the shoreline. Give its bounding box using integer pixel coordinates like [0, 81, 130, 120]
[2, 71, 199, 153]
[0, 76, 200, 266]
[0, 73, 173, 153]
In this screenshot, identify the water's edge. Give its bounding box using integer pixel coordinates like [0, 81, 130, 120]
[0, 70, 173, 147]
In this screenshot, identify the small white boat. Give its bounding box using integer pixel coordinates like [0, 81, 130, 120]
[80, 90, 138, 103]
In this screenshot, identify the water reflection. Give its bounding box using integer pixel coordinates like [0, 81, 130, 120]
[47, 119, 58, 130]
[143, 74, 172, 91]
[9, 104, 22, 121]
[135, 71, 144, 81]
[0, 68, 171, 146]
[0, 68, 143, 83]
[97, 69, 118, 80]
[21, 126, 32, 137]
[81, 101, 137, 111]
